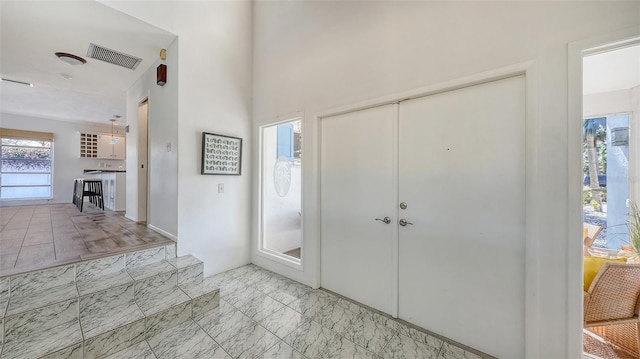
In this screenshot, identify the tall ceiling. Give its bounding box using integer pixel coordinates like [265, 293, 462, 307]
[0, 0, 176, 125]
[583, 44, 640, 95]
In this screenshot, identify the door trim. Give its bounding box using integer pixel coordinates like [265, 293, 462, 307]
[312, 61, 540, 357]
[568, 27, 640, 359]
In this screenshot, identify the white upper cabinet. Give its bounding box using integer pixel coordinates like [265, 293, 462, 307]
[97, 134, 126, 159]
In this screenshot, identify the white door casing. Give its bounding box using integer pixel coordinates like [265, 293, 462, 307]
[320, 104, 398, 315]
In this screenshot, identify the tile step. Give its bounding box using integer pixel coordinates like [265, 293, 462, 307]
[1, 279, 219, 358]
[0, 249, 214, 358]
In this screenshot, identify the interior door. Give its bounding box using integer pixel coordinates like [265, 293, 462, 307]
[398, 76, 526, 358]
[321, 104, 398, 315]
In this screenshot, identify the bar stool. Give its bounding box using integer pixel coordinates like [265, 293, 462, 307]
[75, 178, 104, 212]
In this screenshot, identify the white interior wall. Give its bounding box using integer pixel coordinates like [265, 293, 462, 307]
[103, 1, 253, 275]
[251, 2, 640, 358]
[0, 113, 125, 206]
[125, 38, 179, 240]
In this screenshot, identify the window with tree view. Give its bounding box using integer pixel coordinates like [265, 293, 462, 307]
[1, 138, 53, 199]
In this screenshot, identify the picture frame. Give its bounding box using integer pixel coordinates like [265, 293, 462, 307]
[201, 132, 242, 175]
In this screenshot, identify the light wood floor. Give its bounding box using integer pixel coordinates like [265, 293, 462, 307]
[0, 203, 174, 277]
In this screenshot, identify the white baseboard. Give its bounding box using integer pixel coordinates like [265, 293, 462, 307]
[148, 224, 177, 242]
[124, 214, 138, 222]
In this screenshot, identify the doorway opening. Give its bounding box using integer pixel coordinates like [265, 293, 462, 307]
[137, 98, 149, 225]
[581, 44, 640, 359]
[259, 119, 303, 262]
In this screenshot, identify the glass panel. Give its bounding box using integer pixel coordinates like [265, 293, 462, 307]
[1, 139, 51, 148]
[1, 173, 51, 186]
[1, 160, 51, 173]
[1, 186, 51, 199]
[261, 120, 302, 260]
[1, 146, 51, 160]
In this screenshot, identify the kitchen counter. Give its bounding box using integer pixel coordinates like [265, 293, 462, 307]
[84, 169, 126, 173]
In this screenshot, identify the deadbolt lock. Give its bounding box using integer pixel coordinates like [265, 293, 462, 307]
[399, 202, 407, 210]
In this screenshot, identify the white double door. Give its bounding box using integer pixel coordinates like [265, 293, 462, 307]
[321, 76, 526, 358]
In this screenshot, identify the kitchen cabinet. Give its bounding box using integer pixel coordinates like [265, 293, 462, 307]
[99, 172, 126, 211]
[97, 134, 126, 160]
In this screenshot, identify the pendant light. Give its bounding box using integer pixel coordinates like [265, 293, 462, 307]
[109, 119, 120, 144]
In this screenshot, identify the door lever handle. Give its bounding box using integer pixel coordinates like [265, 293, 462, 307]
[375, 217, 391, 224]
[399, 219, 413, 226]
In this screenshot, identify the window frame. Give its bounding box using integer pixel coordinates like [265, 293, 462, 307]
[0, 138, 54, 201]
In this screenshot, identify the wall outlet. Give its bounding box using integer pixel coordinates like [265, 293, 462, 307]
[218, 183, 224, 193]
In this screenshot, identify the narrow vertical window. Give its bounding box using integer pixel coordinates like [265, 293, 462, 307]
[260, 120, 302, 261]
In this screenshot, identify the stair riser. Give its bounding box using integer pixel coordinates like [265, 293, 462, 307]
[76, 255, 126, 282]
[4, 299, 78, 342]
[134, 270, 178, 298]
[83, 318, 145, 359]
[80, 283, 135, 322]
[10, 265, 74, 297]
[178, 263, 203, 285]
[193, 290, 221, 321]
[125, 247, 166, 270]
[145, 301, 192, 339]
[39, 342, 83, 359]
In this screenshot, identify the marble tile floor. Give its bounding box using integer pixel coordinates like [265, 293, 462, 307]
[108, 263, 492, 359]
[0, 203, 174, 277]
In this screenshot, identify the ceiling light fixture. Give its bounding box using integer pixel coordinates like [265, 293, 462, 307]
[55, 52, 87, 66]
[0, 78, 34, 87]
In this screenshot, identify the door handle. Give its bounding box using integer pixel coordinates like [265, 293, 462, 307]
[375, 217, 391, 224]
[399, 219, 413, 226]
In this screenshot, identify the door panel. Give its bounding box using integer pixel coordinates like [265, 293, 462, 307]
[398, 76, 526, 358]
[321, 104, 397, 315]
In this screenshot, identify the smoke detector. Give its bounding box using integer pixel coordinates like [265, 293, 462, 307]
[55, 52, 86, 66]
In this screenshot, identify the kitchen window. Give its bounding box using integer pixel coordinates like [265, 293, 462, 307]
[0, 128, 54, 200]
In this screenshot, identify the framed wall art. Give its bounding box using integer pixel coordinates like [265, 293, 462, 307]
[201, 132, 242, 175]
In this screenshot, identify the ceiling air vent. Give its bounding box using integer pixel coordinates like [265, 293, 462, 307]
[86, 43, 142, 70]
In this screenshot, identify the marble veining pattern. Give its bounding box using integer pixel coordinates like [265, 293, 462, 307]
[145, 301, 192, 339]
[381, 333, 443, 359]
[257, 341, 305, 359]
[147, 320, 230, 359]
[0, 259, 489, 359]
[127, 260, 175, 282]
[83, 318, 146, 359]
[6, 282, 78, 316]
[191, 289, 220, 320]
[219, 322, 280, 359]
[0, 276, 9, 299]
[136, 283, 190, 316]
[233, 288, 285, 322]
[80, 282, 135, 319]
[197, 303, 258, 343]
[76, 270, 133, 296]
[103, 340, 157, 359]
[81, 297, 144, 339]
[2, 301, 82, 359]
[177, 263, 203, 285]
[134, 269, 178, 299]
[39, 342, 83, 359]
[10, 264, 74, 296]
[167, 255, 202, 269]
[125, 247, 165, 270]
[165, 244, 177, 259]
[76, 255, 125, 281]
